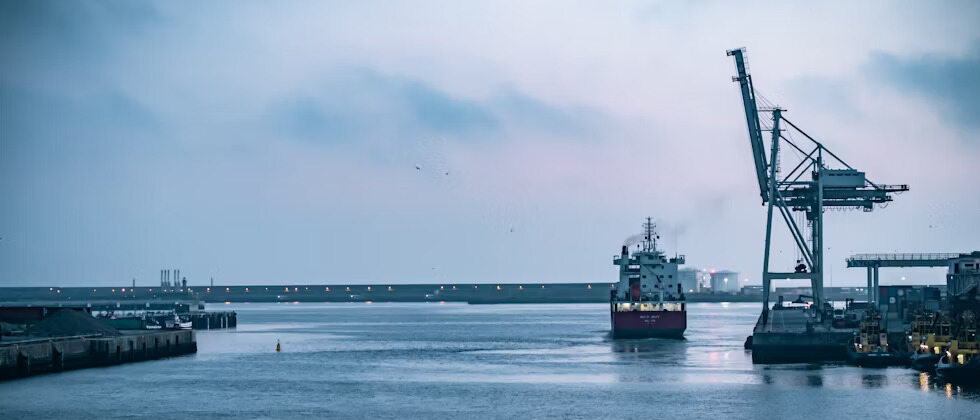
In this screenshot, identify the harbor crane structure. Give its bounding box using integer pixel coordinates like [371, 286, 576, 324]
[727, 48, 909, 323]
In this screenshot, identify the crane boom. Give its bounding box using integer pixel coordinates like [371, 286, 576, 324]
[727, 48, 769, 204]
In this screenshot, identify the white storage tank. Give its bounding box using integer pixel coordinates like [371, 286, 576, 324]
[710, 270, 741, 294]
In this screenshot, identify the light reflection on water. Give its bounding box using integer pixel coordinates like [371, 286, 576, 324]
[1, 302, 978, 419]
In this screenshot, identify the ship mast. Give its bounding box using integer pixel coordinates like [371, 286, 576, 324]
[643, 217, 658, 253]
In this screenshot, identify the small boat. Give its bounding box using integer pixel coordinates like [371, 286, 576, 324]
[172, 314, 192, 329]
[847, 345, 906, 368]
[848, 309, 906, 367]
[906, 313, 942, 370]
[909, 351, 940, 371]
[936, 353, 980, 384]
[935, 313, 979, 384]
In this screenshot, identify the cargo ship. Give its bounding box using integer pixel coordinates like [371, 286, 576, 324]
[610, 218, 686, 339]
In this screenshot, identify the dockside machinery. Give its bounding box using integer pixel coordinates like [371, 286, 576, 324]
[727, 48, 909, 323]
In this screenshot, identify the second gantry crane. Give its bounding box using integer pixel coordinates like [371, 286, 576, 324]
[727, 48, 909, 323]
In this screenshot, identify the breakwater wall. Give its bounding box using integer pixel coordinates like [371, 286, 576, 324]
[0, 330, 196, 381]
[1, 284, 880, 304]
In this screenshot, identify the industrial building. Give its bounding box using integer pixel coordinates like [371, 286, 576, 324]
[677, 268, 710, 294]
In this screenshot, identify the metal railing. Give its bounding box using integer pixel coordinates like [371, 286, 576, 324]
[847, 253, 961, 262]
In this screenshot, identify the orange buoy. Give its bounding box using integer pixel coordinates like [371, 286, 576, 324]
[276, 340, 281, 352]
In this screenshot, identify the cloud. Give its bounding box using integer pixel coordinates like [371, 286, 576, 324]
[265, 70, 602, 148]
[1, 1, 978, 286]
[0, 1, 161, 83]
[268, 70, 498, 144]
[868, 42, 980, 129]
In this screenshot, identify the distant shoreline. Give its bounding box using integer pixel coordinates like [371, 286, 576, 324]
[0, 282, 904, 305]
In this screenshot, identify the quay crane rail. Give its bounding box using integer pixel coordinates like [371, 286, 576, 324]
[727, 48, 909, 324]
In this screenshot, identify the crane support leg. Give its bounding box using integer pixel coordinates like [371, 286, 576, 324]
[866, 267, 873, 303]
[872, 266, 879, 307]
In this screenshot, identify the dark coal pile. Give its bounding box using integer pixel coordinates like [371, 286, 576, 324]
[26, 309, 121, 337]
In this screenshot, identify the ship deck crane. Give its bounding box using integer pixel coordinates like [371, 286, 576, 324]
[726, 48, 909, 323]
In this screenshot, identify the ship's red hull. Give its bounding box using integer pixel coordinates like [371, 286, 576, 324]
[610, 309, 686, 339]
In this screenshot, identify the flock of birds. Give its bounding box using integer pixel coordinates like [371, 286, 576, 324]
[415, 164, 449, 176]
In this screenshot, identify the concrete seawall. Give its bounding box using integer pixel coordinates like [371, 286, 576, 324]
[0, 330, 196, 381]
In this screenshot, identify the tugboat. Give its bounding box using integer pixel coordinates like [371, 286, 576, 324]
[610, 218, 686, 339]
[907, 313, 941, 370]
[848, 309, 905, 367]
[936, 313, 979, 384]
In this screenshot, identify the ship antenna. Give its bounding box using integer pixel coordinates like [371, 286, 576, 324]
[643, 217, 658, 252]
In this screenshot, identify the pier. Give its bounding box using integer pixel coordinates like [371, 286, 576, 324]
[750, 309, 853, 363]
[0, 329, 195, 381]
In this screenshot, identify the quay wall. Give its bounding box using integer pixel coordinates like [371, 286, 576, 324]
[0, 330, 195, 381]
[751, 330, 853, 363]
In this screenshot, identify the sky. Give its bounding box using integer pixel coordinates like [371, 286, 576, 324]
[1, 1, 978, 288]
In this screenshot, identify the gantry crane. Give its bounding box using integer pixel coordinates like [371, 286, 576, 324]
[727, 48, 908, 323]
